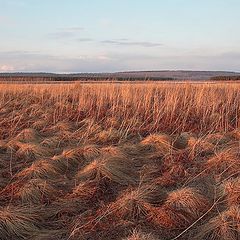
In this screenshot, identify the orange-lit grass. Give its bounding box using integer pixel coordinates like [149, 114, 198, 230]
[0, 81, 240, 239]
[1, 82, 240, 139]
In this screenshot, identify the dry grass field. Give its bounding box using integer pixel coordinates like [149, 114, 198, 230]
[0, 81, 239, 239]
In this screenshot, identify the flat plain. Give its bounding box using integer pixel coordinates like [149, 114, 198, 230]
[0, 81, 239, 239]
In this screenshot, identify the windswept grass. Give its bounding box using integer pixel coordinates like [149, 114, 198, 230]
[0, 81, 239, 239]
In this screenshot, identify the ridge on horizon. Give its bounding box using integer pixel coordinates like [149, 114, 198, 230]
[0, 70, 240, 74]
[0, 70, 240, 81]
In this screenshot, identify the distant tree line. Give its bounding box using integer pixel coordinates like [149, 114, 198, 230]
[210, 76, 240, 81]
[0, 75, 174, 82]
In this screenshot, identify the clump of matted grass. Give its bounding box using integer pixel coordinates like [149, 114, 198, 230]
[15, 179, 58, 204]
[0, 206, 43, 239]
[32, 119, 48, 131]
[50, 155, 72, 174]
[5, 139, 22, 153]
[101, 146, 128, 162]
[40, 136, 60, 148]
[74, 118, 103, 141]
[108, 184, 166, 221]
[0, 181, 24, 203]
[152, 149, 193, 187]
[15, 128, 42, 143]
[49, 121, 76, 133]
[164, 187, 210, 219]
[154, 163, 189, 187]
[46, 195, 91, 225]
[16, 142, 52, 161]
[93, 127, 121, 144]
[227, 128, 240, 140]
[70, 183, 165, 237]
[68, 180, 100, 200]
[205, 133, 232, 146]
[54, 130, 78, 146]
[187, 136, 215, 159]
[0, 178, 59, 205]
[194, 206, 240, 240]
[50, 145, 101, 175]
[140, 134, 172, 156]
[149, 187, 209, 229]
[62, 145, 100, 163]
[61, 147, 84, 167]
[16, 159, 60, 180]
[205, 146, 240, 179]
[104, 116, 121, 129]
[221, 177, 240, 206]
[81, 144, 101, 161]
[149, 205, 189, 229]
[76, 155, 141, 185]
[63, 177, 118, 213]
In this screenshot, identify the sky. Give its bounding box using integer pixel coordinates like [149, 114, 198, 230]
[0, 0, 240, 73]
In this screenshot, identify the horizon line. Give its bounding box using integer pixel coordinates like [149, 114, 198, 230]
[0, 69, 240, 74]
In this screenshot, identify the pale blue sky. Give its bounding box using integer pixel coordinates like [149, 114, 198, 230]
[0, 0, 239, 72]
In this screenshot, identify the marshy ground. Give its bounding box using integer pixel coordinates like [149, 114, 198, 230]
[0, 82, 239, 239]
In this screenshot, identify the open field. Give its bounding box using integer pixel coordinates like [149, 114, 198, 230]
[0, 81, 239, 239]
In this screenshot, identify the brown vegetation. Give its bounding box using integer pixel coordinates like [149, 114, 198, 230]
[0, 81, 239, 239]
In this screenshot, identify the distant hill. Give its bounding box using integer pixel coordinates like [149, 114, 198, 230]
[0, 70, 240, 81]
[113, 71, 240, 80]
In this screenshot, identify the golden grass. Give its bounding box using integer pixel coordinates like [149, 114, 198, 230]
[16, 179, 58, 204]
[91, 127, 118, 143]
[148, 187, 209, 230]
[70, 183, 164, 236]
[1, 82, 240, 137]
[0, 140, 7, 153]
[32, 119, 48, 131]
[40, 136, 60, 148]
[50, 121, 75, 132]
[222, 178, 240, 206]
[0, 206, 42, 239]
[76, 156, 140, 185]
[16, 142, 52, 161]
[68, 180, 99, 200]
[149, 206, 190, 229]
[101, 145, 127, 159]
[195, 206, 240, 240]
[16, 159, 60, 180]
[140, 134, 172, 156]
[15, 128, 41, 143]
[0, 81, 240, 239]
[188, 137, 215, 159]
[123, 229, 158, 240]
[206, 146, 240, 179]
[164, 187, 210, 220]
[109, 184, 164, 221]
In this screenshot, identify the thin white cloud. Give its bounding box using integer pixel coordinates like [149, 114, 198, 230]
[76, 38, 93, 42]
[101, 39, 163, 47]
[58, 27, 84, 32]
[48, 32, 76, 39]
[0, 51, 121, 72]
[48, 27, 85, 39]
[0, 50, 240, 73]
